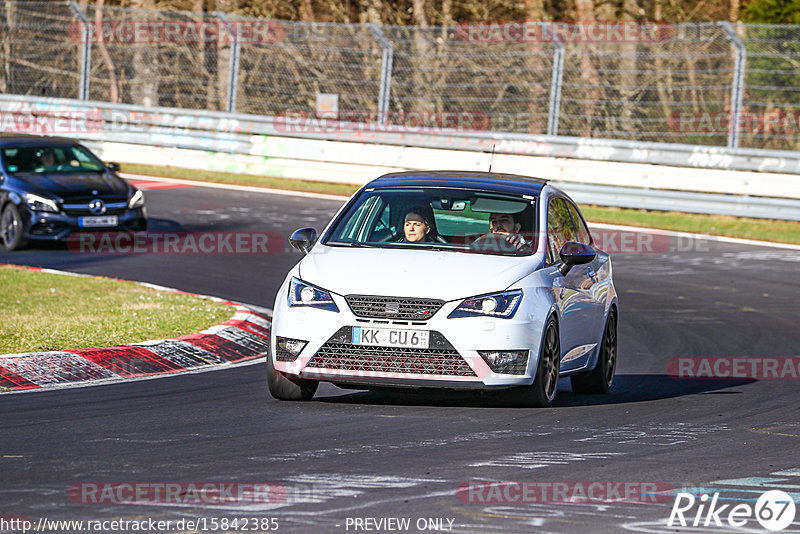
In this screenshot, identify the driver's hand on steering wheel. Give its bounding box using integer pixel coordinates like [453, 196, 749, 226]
[494, 231, 527, 250]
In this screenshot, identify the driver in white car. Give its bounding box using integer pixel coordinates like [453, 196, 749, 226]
[488, 212, 528, 250]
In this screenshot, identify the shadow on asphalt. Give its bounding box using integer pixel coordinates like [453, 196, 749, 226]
[313, 374, 756, 408]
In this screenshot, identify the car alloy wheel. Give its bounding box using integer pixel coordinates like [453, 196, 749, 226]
[1, 203, 26, 251]
[571, 310, 617, 394]
[530, 317, 560, 407]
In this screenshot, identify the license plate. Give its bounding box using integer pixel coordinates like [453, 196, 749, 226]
[79, 216, 118, 228]
[352, 326, 429, 349]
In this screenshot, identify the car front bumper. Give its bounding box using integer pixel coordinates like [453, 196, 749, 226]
[23, 207, 147, 241]
[271, 280, 550, 390]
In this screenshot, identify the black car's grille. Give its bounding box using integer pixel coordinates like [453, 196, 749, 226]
[305, 327, 476, 377]
[345, 295, 444, 321]
[62, 200, 128, 217]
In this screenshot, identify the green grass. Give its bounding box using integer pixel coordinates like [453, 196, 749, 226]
[0, 265, 233, 354]
[581, 205, 800, 245]
[123, 163, 360, 197]
[122, 163, 800, 245]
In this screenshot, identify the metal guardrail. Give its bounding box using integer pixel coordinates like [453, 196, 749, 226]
[3, 94, 800, 175]
[2, 94, 800, 220]
[2, 3, 800, 152]
[556, 183, 800, 220]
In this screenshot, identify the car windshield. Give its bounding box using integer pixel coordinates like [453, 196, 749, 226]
[1, 144, 106, 175]
[325, 187, 537, 256]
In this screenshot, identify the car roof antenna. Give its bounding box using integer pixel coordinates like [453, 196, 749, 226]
[488, 144, 496, 173]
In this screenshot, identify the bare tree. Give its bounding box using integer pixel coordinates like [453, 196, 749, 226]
[95, 0, 120, 102]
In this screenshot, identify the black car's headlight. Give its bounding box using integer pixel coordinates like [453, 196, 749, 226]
[448, 289, 523, 319]
[24, 193, 59, 213]
[128, 189, 144, 209]
[288, 277, 339, 312]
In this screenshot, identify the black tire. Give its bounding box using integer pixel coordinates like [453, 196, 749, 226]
[529, 317, 561, 407]
[1, 203, 27, 251]
[265, 346, 318, 401]
[571, 310, 617, 394]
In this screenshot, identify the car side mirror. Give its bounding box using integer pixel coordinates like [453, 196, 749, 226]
[289, 227, 317, 254]
[558, 241, 596, 276]
[106, 162, 121, 172]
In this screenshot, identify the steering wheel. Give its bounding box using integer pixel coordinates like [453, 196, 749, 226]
[470, 233, 520, 253]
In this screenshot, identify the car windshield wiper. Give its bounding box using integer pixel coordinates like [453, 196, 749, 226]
[327, 241, 379, 248]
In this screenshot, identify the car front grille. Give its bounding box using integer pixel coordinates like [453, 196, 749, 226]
[62, 201, 128, 217]
[305, 327, 476, 377]
[345, 295, 444, 321]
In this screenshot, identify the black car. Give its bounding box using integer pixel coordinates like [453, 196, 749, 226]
[0, 134, 147, 250]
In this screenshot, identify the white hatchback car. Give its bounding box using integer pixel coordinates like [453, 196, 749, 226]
[268, 171, 618, 406]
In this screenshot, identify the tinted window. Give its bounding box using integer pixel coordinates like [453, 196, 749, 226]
[1, 145, 105, 175]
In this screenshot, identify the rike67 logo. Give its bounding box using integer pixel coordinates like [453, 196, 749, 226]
[668, 490, 796, 531]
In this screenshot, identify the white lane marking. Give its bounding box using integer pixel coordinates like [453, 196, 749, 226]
[119, 173, 350, 201]
[260, 430, 552, 462]
[571, 423, 729, 446]
[588, 222, 800, 251]
[469, 451, 624, 469]
[721, 250, 800, 262]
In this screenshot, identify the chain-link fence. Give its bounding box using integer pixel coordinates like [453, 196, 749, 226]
[1, 1, 799, 151]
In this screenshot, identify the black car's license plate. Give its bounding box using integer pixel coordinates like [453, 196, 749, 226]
[79, 216, 118, 227]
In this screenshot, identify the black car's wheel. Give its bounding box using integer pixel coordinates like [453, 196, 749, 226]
[571, 310, 617, 394]
[266, 346, 318, 401]
[1, 203, 27, 251]
[529, 317, 561, 407]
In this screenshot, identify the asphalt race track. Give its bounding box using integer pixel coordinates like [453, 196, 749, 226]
[2, 181, 800, 534]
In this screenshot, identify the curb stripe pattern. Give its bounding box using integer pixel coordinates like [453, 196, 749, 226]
[0, 266, 271, 393]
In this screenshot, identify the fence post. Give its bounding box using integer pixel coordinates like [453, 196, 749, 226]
[719, 21, 746, 149]
[67, 1, 91, 100]
[214, 11, 241, 113]
[547, 40, 565, 136]
[367, 23, 393, 127]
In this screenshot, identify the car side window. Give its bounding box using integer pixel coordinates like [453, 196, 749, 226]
[566, 201, 592, 245]
[546, 197, 578, 264]
[335, 195, 384, 242]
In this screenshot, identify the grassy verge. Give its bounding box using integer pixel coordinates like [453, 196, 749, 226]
[0, 265, 233, 354]
[122, 163, 360, 197]
[581, 206, 800, 245]
[122, 163, 800, 245]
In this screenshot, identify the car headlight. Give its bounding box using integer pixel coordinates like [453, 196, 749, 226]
[24, 193, 59, 213]
[288, 277, 339, 312]
[128, 189, 144, 209]
[448, 289, 523, 319]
